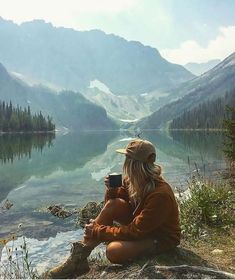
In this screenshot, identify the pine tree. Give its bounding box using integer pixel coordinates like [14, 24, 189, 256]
[0, 100, 55, 132]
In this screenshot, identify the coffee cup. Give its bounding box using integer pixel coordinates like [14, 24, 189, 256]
[109, 173, 122, 188]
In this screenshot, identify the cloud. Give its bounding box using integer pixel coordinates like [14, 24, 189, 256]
[160, 26, 235, 64]
[0, 0, 137, 24]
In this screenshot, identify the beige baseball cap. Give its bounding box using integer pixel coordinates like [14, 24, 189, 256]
[116, 139, 156, 163]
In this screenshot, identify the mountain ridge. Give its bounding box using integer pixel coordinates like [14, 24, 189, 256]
[0, 17, 194, 95]
[137, 52, 235, 129]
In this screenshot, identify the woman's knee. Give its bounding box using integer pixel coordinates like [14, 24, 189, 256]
[106, 242, 127, 264]
[105, 198, 126, 208]
[106, 239, 156, 264]
[104, 199, 133, 224]
[102, 199, 122, 215]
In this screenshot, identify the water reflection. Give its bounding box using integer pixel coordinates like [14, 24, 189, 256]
[0, 133, 55, 164]
[169, 130, 224, 160]
[143, 130, 225, 177]
[0, 131, 118, 202]
[0, 130, 226, 242]
[45, 131, 119, 171]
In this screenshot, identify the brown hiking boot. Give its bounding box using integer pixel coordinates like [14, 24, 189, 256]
[42, 241, 92, 279]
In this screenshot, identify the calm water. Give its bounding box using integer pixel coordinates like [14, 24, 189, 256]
[0, 130, 226, 272]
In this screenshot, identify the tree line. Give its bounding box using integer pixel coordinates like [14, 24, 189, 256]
[0, 101, 55, 132]
[169, 88, 235, 130]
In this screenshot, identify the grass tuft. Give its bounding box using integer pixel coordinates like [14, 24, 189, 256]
[178, 176, 235, 241]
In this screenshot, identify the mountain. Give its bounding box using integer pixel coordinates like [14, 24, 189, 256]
[0, 17, 194, 96]
[137, 52, 235, 129]
[184, 59, 221, 76]
[0, 62, 117, 131]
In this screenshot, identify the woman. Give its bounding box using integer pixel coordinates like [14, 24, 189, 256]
[46, 139, 181, 279]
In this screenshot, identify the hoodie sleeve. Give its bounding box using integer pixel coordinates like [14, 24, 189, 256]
[92, 192, 172, 241]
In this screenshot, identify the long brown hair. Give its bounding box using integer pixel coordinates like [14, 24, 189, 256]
[123, 156, 163, 203]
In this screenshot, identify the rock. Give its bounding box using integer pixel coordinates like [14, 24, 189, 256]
[0, 199, 13, 212]
[47, 205, 73, 219]
[77, 201, 104, 228]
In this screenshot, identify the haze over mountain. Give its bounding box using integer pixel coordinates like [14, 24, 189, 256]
[0, 62, 117, 130]
[0, 17, 194, 96]
[137, 52, 235, 129]
[184, 59, 221, 76]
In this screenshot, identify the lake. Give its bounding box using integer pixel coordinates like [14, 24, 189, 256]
[0, 130, 226, 273]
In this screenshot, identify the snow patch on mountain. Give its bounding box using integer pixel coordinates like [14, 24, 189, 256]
[89, 79, 112, 94]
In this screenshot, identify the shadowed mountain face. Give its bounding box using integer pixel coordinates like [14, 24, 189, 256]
[0, 62, 117, 130]
[0, 17, 194, 95]
[137, 52, 235, 129]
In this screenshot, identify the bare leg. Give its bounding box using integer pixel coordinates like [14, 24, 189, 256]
[106, 239, 156, 264]
[43, 200, 132, 277]
[95, 198, 133, 225]
[83, 198, 133, 248]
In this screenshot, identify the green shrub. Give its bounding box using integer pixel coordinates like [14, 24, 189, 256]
[179, 178, 235, 240]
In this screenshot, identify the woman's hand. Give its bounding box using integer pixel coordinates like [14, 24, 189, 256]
[84, 219, 96, 239]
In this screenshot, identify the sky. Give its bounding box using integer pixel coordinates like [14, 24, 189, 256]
[0, 0, 235, 64]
